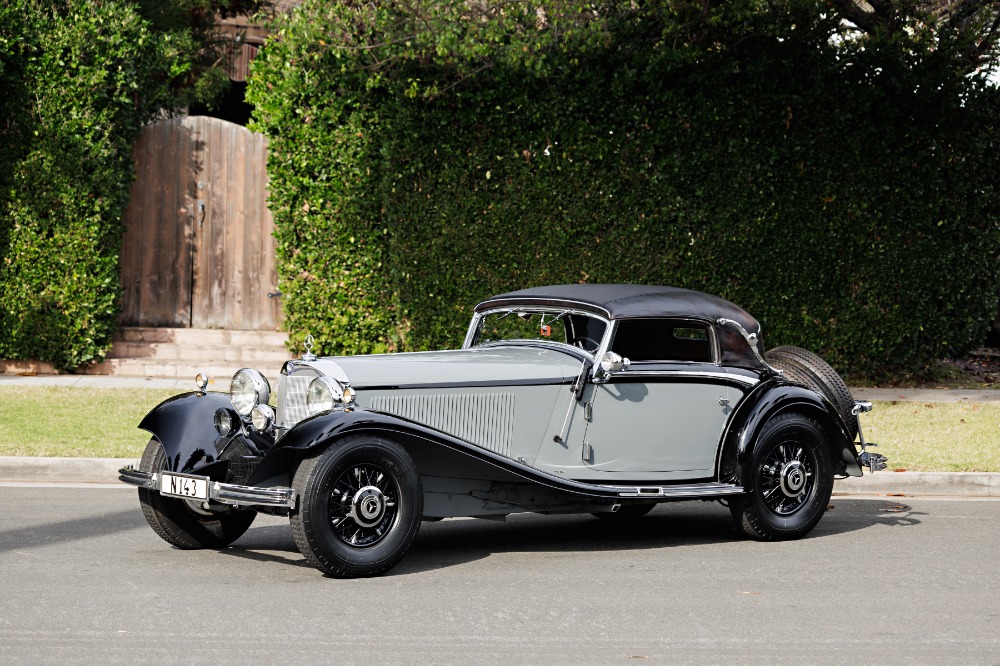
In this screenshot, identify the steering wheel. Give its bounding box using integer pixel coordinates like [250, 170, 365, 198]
[567, 336, 597, 352]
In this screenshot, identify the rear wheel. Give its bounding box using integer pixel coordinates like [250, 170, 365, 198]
[138, 439, 256, 549]
[730, 413, 833, 541]
[765, 345, 857, 440]
[290, 435, 423, 578]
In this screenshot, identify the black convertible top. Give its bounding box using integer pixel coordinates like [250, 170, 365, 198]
[476, 284, 764, 368]
[477, 284, 757, 326]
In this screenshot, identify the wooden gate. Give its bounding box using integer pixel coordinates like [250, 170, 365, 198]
[119, 116, 281, 330]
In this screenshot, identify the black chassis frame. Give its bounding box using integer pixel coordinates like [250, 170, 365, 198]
[133, 372, 863, 518]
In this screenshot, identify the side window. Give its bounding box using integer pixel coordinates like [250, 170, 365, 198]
[610, 319, 713, 363]
[564, 314, 608, 353]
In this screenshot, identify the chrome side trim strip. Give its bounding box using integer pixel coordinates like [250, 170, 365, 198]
[118, 466, 297, 509]
[604, 482, 744, 498]
[359, 377, 569, 390]
[620, 370, 759, 385]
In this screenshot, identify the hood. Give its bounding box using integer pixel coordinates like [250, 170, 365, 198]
[285, 346, 584, 389]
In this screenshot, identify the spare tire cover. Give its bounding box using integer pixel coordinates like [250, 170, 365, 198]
[764, 345, 857, 441]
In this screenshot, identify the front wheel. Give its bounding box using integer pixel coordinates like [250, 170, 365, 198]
[290, 434, 423, 578]
[730, 413, 833, 541]
[137, 439, 256, 549]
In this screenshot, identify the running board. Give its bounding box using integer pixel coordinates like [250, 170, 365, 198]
[604, 482, 744, 499]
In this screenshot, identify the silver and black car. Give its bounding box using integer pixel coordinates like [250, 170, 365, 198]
[120, 284, 885, 577]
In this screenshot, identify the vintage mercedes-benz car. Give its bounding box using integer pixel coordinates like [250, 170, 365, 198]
[120, 284, 885, 577]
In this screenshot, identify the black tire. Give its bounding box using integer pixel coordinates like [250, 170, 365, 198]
[137, 439, 256, 549]
[729, 412, 833, 541]
[765, 345, 857, 440]
[591, 503, 656, 521]
[290, 434, 423, 578]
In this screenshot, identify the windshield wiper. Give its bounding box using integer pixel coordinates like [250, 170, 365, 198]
[540, 311, 568, 327]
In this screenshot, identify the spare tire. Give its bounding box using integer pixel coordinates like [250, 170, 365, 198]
[764, 345, 857, 441]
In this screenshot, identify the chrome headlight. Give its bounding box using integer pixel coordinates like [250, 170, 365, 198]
[230, 368, 270, 416]
[251, 404, 275, 432]
[307, 376, 355, 414]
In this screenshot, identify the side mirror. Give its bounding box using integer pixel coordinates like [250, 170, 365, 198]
[599, 351, 630, 374]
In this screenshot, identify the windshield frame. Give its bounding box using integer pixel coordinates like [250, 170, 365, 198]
[462, 306, 613, 359]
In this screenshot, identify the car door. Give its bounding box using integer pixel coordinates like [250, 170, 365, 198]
[581, 319, 732, 480]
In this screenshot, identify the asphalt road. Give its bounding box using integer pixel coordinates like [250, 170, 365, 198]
[1, 485, 998, 665]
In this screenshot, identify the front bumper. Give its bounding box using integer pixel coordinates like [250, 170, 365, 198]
[118, 466, 297, 509]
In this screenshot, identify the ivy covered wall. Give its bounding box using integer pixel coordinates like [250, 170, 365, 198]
[0, 2, 165, 370]
[248, 1, 998, 379]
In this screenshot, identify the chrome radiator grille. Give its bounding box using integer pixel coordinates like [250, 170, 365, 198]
[275, 374, 311, 438]
[368, 392, 515, 456]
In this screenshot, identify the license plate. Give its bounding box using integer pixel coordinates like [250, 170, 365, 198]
[160, 472, 209, 500]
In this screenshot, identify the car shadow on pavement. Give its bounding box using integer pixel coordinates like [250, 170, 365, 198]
[214, 498, 925, 576]
[393, 498, 927, 576]
[0, 508, 146, 555]
[220, 523, 315, 569]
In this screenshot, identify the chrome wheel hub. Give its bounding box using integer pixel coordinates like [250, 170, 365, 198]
[760, 442, 815, 515]
[327, 463, 398, 547]
[780, 460, 807, 497]
[350, 486, 387, 528]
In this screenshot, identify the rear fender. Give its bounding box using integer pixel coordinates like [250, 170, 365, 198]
[718, 381, 862, 483]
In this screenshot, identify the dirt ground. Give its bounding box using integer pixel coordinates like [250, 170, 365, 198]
[934, 350, 1000, 388]
[893, 348, 1000, 389]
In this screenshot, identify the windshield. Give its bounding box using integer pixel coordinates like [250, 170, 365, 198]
[473, 309, 608, 354]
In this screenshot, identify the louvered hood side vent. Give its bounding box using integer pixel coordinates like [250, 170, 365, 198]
[368, 392, 515, 457]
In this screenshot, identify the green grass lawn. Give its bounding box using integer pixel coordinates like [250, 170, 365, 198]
[1, 387, 998, 471]
[862, 401, 1000, 472]
[0, 386, 179, 458]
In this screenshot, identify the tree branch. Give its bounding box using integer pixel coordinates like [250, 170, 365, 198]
[829, 0, 881, 33]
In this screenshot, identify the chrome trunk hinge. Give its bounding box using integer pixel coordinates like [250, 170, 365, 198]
[716, 318, 781, 376]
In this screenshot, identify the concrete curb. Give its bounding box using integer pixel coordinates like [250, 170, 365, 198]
[0, 457, 135, 484]
[851, 387, 1000, 403]
[0, 456, 997, 497]
[833, 471, 1000, 498]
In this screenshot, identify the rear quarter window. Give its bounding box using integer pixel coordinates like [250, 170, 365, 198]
[610, 319, 713, 363]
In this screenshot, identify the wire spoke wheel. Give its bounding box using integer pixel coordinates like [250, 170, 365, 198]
[291, 435, 422, 577]
[730, 413, 833, 541]
[328, 463, 399, 547]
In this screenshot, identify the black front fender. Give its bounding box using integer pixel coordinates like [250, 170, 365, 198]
[718, 380, 862, 483]
[138, 391, 274, 478]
